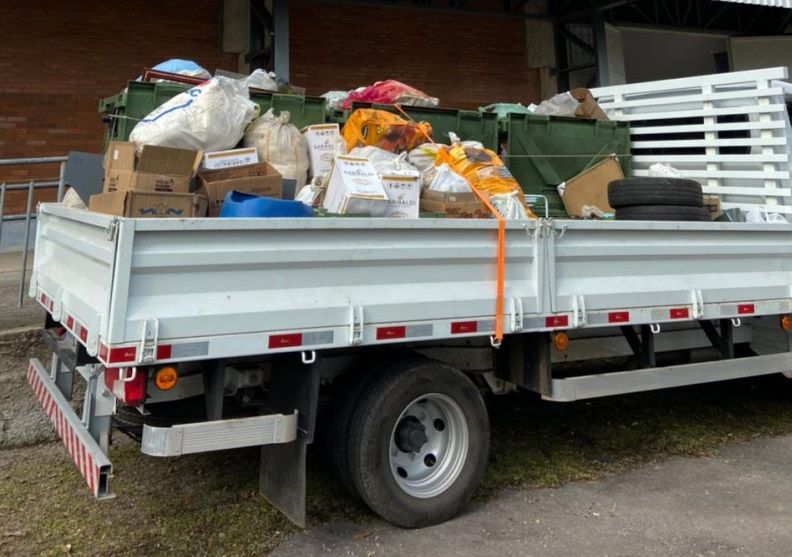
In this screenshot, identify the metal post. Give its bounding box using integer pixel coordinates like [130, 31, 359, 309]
[273, 0, 290, 82]
[592, 12, 610, 87]
[56, 161, 66, 202]
[0, 183, 5, 249]
[18, 180, 34, 308]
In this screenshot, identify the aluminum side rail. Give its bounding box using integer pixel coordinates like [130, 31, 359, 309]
[30, 204, 792, 369]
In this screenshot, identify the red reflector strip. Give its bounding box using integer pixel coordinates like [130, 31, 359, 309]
[156, 345, 172, 360]
[99, 344, 137, 364]
[66, 316, 74, 330]
[670, 308, 690, 319]
[78, 326, 88, 343]
[738, 304, 755, 315]
[377, 326, 406, 340]
[39, 292, 54, 312]
[451, 321, 478, 334]
[608, 311, 630, 324]
[269, 333, 303, 349]
[545, 315, 569, 328]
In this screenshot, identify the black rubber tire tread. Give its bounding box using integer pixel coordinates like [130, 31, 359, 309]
[608, 177, 703, 209]
[615, 204, 711, 222]
[347, 358, 490, 528]
[324, 367, 383, 501]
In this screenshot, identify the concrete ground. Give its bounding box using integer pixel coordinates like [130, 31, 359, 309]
[0, 249, 43, 332]
[274, 434, 792, 557]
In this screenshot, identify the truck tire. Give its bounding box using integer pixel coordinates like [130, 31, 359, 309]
[347, 359, 489, 528]
[615, 204, 710, 222]
[608, 178, 703, 208]
[325, 369, 381, 500]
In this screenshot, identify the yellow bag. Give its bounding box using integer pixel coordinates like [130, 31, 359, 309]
[436, 145, 533, 217]
[342, 109, 432, 153]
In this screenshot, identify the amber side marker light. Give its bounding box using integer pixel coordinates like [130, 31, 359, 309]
[154, 366, 178, 391]
[553, 331, 569, 351]
[781, 315, 792, 332]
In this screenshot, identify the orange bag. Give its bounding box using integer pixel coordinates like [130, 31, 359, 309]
[436, 145, 534, 217]
[342, 109, 432, 153]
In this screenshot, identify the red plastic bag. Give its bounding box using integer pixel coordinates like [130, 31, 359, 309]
[342, 80, 438, 110]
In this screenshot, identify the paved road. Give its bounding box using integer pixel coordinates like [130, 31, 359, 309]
[274, 434, 792, 556]
[0, 250, 42, 332]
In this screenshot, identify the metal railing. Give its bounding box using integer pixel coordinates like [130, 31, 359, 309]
[0, 157, 67, 307]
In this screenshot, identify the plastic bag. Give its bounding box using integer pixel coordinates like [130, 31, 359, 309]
[745, 207, 788, 224]
[479, 103, 533, 118]
[61, 188, 86, 210]
[146, 59, 211, 81]
[448, 132, 484, 150]
[130, 76, 258, 152]
[533, 92, 580, 117]
[321, 90, 350, 111]
[295, 174, 329, 207]
[648, 163, 685, 179]
[408, 143, 442, 174]
[491, 191, 531, 220]
[244, 109, 310, 186]
[342, 109, 432, 153]
[427, 164, 470, 193]
[377, 152, 419, 177]
[348, 146, 397, 172]
[239, 69, 277, 92]
[435, 145, 536, 218]
[342, 80, 439, 110]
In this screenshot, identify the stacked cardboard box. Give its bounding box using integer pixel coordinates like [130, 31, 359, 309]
[90, 142, 207, 218]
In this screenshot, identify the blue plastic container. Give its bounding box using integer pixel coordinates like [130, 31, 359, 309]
[219, 191, 313, 218]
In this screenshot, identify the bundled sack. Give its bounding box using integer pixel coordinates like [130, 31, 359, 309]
[130, 76, 258, 152]
[244, 109, 310, 187]
[435, 144, 536, 218]
[342, 109, 432, 154]
[342, 79, 439, 110]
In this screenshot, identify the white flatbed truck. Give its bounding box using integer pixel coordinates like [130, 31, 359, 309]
[25, 203, 792, 527]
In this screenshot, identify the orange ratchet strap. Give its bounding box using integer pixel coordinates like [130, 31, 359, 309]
[393, 104, 506, 343]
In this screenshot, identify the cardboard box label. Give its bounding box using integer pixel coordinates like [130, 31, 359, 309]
[323, 156, 388, 216]
[381, 175, 420, 219]
[304, 124, 345, 178]
[202, 147, 259, 170]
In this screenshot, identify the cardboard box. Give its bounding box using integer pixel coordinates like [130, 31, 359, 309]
[196, 161, 283, 217]
[89, 191, 208, 218]
[104, 141, 202, 194]
[561, 156, 623, 217]
[419, 190, 490, 219]
[303, 124, 344, 178]
[201, 147, 259, 170]
[381, 175, 420, 218]
[571, 88, 609, 121]
[323, 156, 388, 216]
[703, 195, 721, 220]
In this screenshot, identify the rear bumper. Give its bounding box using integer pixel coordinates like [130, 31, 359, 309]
[27, 358, 114, 499]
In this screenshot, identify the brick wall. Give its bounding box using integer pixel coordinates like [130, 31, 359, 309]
[0, 1, 540, 214]
[290, 2, 540, 110]
[0, 0, 238, 212]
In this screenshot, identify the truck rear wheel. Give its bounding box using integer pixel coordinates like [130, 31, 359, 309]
[347, 360, 489, 528]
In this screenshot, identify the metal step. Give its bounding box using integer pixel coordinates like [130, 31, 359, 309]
[544, 352, 792, 402]
[141, 412, 298, 457]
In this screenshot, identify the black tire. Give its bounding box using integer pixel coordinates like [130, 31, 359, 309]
[347, 359, 490, 528]
[608, 178, 703, 209]
[615, 204, 711, 222]
[324, 368, 382, 500]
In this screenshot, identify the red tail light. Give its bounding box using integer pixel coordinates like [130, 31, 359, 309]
[104, 367, 147, 406]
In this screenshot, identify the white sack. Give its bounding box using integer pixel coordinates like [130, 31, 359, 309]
[244, 109, 310, 186]
[427, 164, 470, 193]
[130, 76, 257, 152]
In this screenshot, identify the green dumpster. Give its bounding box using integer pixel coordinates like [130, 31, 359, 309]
[99, 81, 327, 149]
[505, 113, 631, 217]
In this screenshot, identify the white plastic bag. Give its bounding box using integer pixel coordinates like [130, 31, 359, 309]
[239, 69, 278, 92]
[745, 207, 788, 224]
[408, 143, 443, 174]
[296, 173, 330, 207]
[448, 132, 484, 150]
[130, 76, 258, 152]
[427, 164, 470, 193]
[533, 92, 579, 117]
[648, 163, 685, 178]
[491, 191, 530, 220]
[321, 90, 350, 111]
[373, 152, 419, 178]
[61, 188, 86, 210]
[348, 146, 398, 174]
[244, 109, 310, 186]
